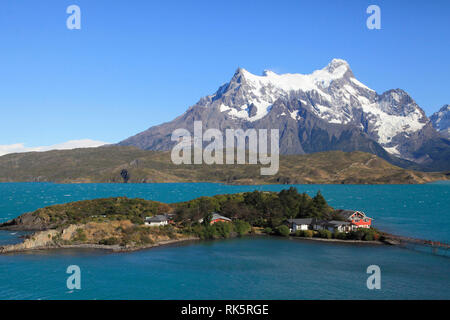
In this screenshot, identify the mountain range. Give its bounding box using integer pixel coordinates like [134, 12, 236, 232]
[431, 104, 450, 139]
[119, 59, 450, 171]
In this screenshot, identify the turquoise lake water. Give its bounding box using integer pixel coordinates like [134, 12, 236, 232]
[0, 182, 449, 300]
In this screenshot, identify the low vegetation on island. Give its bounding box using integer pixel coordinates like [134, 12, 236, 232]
[0, 187, 385, 254]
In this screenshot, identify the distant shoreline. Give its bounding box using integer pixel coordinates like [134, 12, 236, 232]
[1, 179, 450, 187]
[0, 180, 448, 186]
[1, 148, 448, 185]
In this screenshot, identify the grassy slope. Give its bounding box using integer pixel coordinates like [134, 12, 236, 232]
[0, 146, 448, 184]
[0, 197, 186, 249]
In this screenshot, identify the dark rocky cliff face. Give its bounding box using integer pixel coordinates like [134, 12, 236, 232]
[0, 212, 52, 231]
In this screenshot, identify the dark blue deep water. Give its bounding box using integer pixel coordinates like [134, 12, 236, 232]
[0, 182, 449, 300]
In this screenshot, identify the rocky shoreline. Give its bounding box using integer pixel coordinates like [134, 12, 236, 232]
[0, 228, 389, 255]
[0, 234, 200, 255]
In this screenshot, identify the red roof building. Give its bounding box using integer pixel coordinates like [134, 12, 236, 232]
[339, 210, 373, 229]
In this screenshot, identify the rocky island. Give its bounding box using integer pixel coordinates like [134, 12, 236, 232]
[0, 188, 389, 254]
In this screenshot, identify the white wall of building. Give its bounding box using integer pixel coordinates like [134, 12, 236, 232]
[145, 221, 168, 227]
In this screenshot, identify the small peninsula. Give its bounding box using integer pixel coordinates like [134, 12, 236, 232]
[0, 188, 390, 254]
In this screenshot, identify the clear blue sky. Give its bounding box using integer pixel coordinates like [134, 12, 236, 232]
[0, 0, 449, 146]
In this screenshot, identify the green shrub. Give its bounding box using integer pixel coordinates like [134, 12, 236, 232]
[295, 230, 313, 238]
[364, 233, 374, 241]
[213, 221, 232, 238]
[160, 225, 177, 239]
[347, 228, 379, 241]
[99, 237, 120, 245]
[73, 228, 87, 242]
[333, 232, 347, 240]
[138, 232, 153, 244]
[190, 225, 216, 240]
[276, 225, 290, 237]
[130, 216, 144, 225]
[318, 229, 332, 239]
[263, 227, 273, 234]
[303, 230, 314, 238]
[233, 220, 251, 236]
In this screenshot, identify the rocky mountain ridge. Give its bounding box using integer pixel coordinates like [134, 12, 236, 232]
[119, 59, 450, 171]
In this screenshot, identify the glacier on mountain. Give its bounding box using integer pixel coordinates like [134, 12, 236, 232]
[208, 59, 427, 155]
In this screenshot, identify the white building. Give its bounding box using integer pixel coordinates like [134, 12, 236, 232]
[313, 220, 353, 233]
[287, 218, 313, 232]
[145, 215, 169, 227]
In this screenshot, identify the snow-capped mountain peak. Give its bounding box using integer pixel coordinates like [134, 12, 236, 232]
[234, 58, 353, 93]
[324, 58, 350, 73]
[431, 104, 450, 138]
[119, 59, 450, 169]
[212, 59, 357, 123]
[209, 59, 428, 156]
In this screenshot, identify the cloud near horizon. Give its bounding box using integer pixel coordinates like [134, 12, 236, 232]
[0, 139, 109, 156]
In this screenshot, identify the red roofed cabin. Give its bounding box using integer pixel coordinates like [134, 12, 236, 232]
[199, 213, 232, 225]
[339, 210, 373, 229]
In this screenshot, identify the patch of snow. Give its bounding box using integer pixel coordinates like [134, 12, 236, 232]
[220, 102, 272, 122]
[289, 110, 300, 120]
[384, 145, 401, 156]
[359, 102, 426, 144]
[214, 59, 427, 147]
[344, 84, 358, 96]
[219, 104, 231, 112]
[240, 62, 349, 93]
[357, 96, 371, 105]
